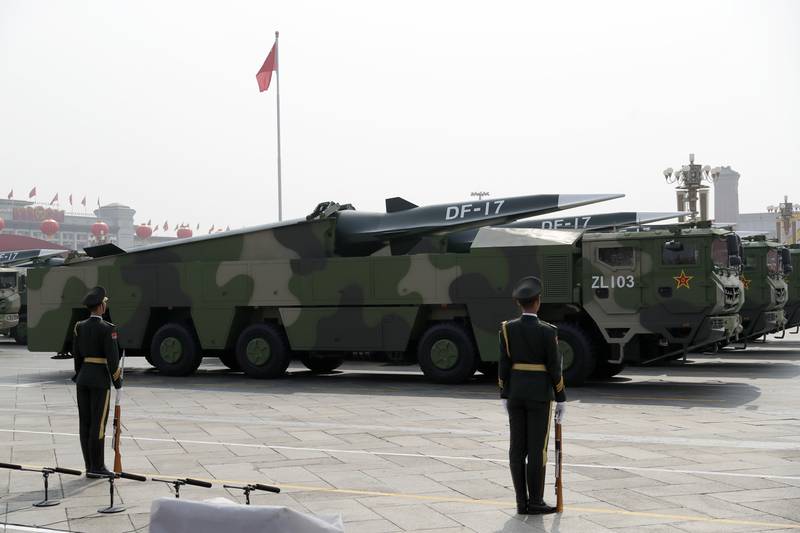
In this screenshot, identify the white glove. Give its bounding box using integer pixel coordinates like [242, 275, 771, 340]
[501, 399, 508, 412]
[555, 402, 566, 424]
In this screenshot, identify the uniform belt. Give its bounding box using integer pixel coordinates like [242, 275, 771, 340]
[511, 363, 547, 372]
[84, 357, 107, 364]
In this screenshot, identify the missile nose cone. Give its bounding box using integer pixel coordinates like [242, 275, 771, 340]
[635, 211, 692, 223]
[557, 194, 625, 209]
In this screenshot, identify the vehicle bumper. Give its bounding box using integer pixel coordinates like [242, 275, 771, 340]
[701, 314, 742, 343]
[0, 313, 19, 331]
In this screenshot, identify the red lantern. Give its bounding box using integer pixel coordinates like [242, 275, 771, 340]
[0, 217, 5, 231]
[135, 224, 153, 240]
[176, 226, 193, 239]
[40, 219, 59, 237]
[91, 221, 109, 238]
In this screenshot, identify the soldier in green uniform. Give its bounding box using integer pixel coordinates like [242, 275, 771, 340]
[499, 276, 566, 515]
[72, 286, 122, 478]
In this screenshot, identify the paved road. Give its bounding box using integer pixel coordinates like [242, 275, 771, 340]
[0, 335, 799, 532]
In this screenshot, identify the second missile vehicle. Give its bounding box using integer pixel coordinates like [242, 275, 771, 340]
[739, 237, 790, 340]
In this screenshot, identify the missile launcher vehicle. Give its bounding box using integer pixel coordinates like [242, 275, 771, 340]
[26, 193, 742, 385]
[0, 267, 21, 336]
[739, 237, 791, 340]
[785, 245, 800, 332]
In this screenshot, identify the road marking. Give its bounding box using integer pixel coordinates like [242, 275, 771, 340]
[0, 382, 56, 389]
[2, 428, 800, 482]
[597, 395, 725, 403]
[113, 472, 800, 530]
[1, 407, 799, 450]
[0, 525, 69, 533]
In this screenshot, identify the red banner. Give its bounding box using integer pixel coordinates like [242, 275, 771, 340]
[12, 206, 66, 222]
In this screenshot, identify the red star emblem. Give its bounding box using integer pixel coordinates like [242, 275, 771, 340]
[674, 270, 694, 289]
[740, 274, 751, 289]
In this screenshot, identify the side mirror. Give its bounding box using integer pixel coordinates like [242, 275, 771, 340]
[729, 255, 742, 268]
[780, 248, 792, 274]
[665, 240, 684, 252]
[726, 234, 739, 255]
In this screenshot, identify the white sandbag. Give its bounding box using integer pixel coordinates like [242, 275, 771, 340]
[149, 497, 344, 533]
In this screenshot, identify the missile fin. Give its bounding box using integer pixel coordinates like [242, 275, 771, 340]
[385, 197, 418, 213]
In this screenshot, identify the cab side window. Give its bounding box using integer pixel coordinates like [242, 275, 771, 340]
[598, 247, 634, 268]
[662, 243, 698, 265]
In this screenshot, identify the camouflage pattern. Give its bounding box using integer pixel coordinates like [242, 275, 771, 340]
[0, 267, 21, 333]
[26, 196, 744, 385]
[783, 245, 800, 330]
[739, 239, 789, 339]
[579, 226, 743, 364]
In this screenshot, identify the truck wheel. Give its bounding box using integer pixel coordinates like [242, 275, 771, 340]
[300, 354, 344, 373]
[235, 323, 291, 379]
[13, 322, 27, 345]
[417, 323, 477, 384]
[555, 322, 596, 386]
[144, 352, 155, 367]
[592, 361, 625, 380]
[150, 323, 202, 376]
[219, 353, 241, 371]
[477, 361, 498, 378]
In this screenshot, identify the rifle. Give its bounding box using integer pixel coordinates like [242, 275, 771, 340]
[112, 353, 125, 474]
[555, 421, 563, 513]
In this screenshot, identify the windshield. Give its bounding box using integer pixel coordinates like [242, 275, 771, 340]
[767, 249, 781, 274]
[0, 272, 16, 290]
[711, 238, 729, 268]
[662, 242, 699, 265]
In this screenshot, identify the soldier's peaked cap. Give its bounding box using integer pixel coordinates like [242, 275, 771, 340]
[82, 286, 108, 308]
[512, 276, 542, 300]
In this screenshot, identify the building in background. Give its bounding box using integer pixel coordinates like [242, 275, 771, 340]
[711, 167, 797, 242]
[0, 198, 175, 251]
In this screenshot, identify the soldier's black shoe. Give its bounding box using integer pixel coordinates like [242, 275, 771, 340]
[516, 505, 528, 514]
[86, 468, 114, 479]
[527, 502, 557, 515]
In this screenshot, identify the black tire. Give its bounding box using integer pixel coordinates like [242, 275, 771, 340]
[477, 361, 498, 378]
[300, 354, 344, 373]
[555, 322, 596, 386]
[219, 352, 241, 371]
[149, 323, 202, 376]
[417, 323, 478, 384]
[235, 323, 291, 379]
[591, 361, 625, 380]
[13, 321, 27, 345]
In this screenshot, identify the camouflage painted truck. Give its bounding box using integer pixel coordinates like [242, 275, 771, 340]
[784, 245, 800, 332]
[738, 237, 790, 340]
[0, 266, 21, 337]
[26, 194, 742, 385]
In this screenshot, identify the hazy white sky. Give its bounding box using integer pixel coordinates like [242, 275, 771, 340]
[1, 0, 798, 231]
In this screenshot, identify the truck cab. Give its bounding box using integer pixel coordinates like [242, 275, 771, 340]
[580, 226, 743, 367]
[0, 268, 21, 335]
[740, 238, 790, 339]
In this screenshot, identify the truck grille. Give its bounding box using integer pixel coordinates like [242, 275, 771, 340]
[724, 286, 741, 309]
[775, 288, 787, 304]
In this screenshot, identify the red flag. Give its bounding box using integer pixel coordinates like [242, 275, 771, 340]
[7, 189, 12, 200]
[147, 219, 151, 226]
[50, 193, 58, 205]
[69, 194, 73, 205]
[81, 196, 87, 206]
[29, 187, 36, 198]
[256, 38, 278, 92]
[196, 223, 200, 230]
[97, 197, 100, 207]
[163, 221, 168, 231]
[209, 225, 215, 234]
[226, 225, 230, 232]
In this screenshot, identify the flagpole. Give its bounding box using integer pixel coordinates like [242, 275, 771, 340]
[275, 30, 283, 222]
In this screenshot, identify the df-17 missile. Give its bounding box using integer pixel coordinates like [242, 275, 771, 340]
[0, 249, 68, 267]
[507, 211, 691, 231]
[445, 211, 689, 252]
[333, 193, 623, 255]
